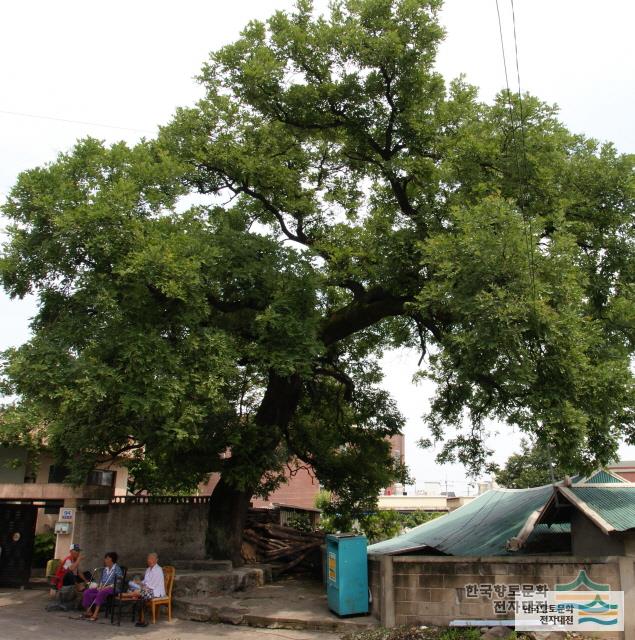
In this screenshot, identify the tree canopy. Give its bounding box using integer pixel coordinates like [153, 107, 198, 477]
[1, 0, 633, 558]
[493, 438, 565, 489]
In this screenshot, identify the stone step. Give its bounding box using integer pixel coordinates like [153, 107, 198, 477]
[174, 596, 378, 633]
[173, 566, 271, 598]
[171, 559, 233, 572]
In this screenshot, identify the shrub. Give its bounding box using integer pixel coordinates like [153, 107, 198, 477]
[32, 531, 56, 568]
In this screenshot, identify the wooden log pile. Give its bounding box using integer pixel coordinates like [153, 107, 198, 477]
[241, 522, 324, 575]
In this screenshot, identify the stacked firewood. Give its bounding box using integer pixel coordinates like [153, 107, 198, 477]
[241, 522, 324, 574]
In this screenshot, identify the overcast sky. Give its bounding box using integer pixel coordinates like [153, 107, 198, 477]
[1, 1, 633, 492]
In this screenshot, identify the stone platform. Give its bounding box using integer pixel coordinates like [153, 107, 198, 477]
[173, 563, 273, 598]
[173, 573, 379, 632]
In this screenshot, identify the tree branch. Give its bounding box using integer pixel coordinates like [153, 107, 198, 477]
[320, 288, 413, 346]
[314, 366, 355, 401]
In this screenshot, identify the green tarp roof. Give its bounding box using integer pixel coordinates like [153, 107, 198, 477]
[368, 485, 554, 556]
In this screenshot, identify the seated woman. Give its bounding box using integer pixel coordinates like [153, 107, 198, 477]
[81, 551, 123, 621]
[134, 552, 166, 627]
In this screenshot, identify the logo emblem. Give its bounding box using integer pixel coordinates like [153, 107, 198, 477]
[515, 569, 624, 632]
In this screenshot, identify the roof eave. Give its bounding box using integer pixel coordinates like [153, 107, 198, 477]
[558, 486, 616, 535]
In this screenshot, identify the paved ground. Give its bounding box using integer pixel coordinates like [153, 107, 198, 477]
[0, 588, 344, 640]
[174, 574, 378, 632]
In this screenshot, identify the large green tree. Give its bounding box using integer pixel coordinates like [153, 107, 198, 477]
[1, 0, 634, 562]
[493, 438, 566, 489]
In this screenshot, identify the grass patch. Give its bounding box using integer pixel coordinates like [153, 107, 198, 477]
[342, 627, 590, 640]
[342, 626, 483, 640]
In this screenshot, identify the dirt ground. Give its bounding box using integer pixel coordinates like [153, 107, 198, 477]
[0, 587, 342, 640]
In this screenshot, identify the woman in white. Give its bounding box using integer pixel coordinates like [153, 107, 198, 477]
[143, 552, 166, 598]
[135, 552, 165, 627]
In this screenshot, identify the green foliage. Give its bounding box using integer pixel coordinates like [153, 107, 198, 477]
[286, 512, 313, 533]
[400, 510, 443, 530]
[317, 490, 442, 543]
[342, 626, 486, 640]
[356, 510, 442, 544]
[1, 0, 634, 526]
[32, 531, 56, 568]
[315, 489, 333, 512]
[358, 510, 403, 544]
[493, 438, 565, 488]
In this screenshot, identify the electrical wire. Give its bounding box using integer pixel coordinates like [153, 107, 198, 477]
[0, 108, 154, 134]
[498, 0, 557, 481]
[494, 0, 538, 312]
[510, 0, 537, 305]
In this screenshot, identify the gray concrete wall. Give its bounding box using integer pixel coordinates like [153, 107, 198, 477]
[369, 555, 623, 639]
[571, 510, 624, 556]
[74, 503, 208, 571]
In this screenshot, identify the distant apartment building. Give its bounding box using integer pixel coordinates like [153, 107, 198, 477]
[384, 433, 405, 495]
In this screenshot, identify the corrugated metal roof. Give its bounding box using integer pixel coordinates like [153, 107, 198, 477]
[580, 470, 626, 484]
[531, 522, 571, 533]
[368, 485, 554, 556]
[568, 487, 635, 531]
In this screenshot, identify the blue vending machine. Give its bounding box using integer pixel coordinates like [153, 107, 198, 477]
[326, 533, 369, 616]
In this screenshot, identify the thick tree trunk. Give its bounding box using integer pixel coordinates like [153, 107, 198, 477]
[206, 371, 303, 565]
[206, 475, 254, 566]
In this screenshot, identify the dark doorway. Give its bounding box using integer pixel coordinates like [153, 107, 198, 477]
[0, 504, 37, 587]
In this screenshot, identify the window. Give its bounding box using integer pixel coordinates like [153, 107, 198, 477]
[44, 501, 63, 515]
[47, 464, 69, 483]
[87, 469, 116, 487]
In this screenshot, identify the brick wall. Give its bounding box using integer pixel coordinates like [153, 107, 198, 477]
[369, 555, 623, 639]
[200, 434, 402, 508]
[201, 464, 320, 511]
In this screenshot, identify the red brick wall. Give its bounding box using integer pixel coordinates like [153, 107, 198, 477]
[389, 434, 405, 464]
[252, 466, 319, 510]
[199, 463, 320, 510]
[200, 434, 403, 507]
[613, 471, 635, 482]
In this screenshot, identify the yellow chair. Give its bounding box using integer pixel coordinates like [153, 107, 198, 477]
[46, 558, 61, 579]
[147, 565, 175, 623]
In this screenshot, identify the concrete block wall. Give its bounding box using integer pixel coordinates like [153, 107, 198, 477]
[74, 503, 208, 571]
[369, 555, 623, 639]
[368, 555, 382, 618]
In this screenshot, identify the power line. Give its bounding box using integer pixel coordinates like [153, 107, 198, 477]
[510, 0, 537, 305]
[0, 108, 154, 135]
[494, 0, 538, 310]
